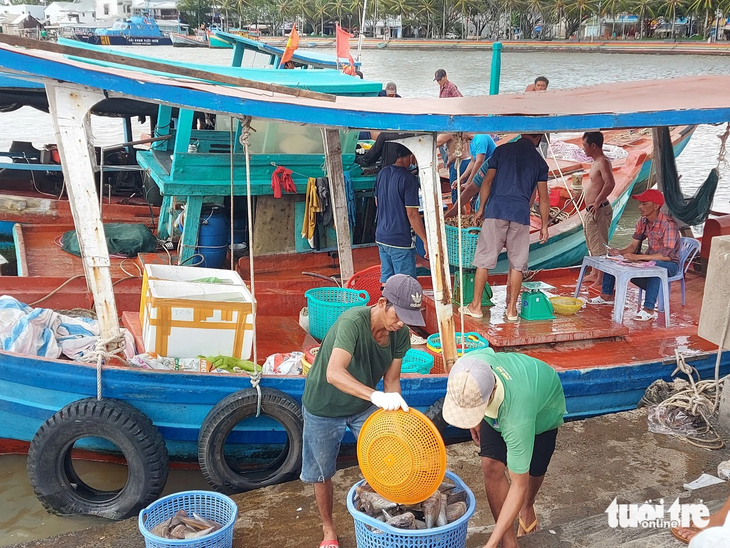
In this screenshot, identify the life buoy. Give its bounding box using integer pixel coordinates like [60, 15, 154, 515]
[198, 387, 303, 494]
[27, 398, 169, 519]
[425, 397, 471, 443]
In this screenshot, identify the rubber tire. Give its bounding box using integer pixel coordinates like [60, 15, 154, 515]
[425, 397, 472, 444]
[27, 398, 169, 520]
[198, 387, 303, 494]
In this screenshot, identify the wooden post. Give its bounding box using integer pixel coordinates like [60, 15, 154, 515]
[651, 127, 665, 194]
[46, 83, 121, 344]
[321, 128, 354, 283]
[179, 196, 203, 265]
[396, 135, 457, 371]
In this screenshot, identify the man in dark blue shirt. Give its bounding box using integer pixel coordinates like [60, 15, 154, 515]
[374, 144, 428, 285]
[461, 134, 550, 322]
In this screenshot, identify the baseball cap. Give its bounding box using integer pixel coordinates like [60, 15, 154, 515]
[442, 355, 496, 429]
[632, 189, 665, 207]
[434, 69, 447, 81]
[381, 274, 425, 327]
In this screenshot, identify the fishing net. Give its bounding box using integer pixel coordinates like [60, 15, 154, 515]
[657, 126, 720, 226]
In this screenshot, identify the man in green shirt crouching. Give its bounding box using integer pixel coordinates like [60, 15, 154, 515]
[443, 348, 566, 548]
[301, 274, 425, 548]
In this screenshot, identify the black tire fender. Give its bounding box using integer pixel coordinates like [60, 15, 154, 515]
[198, 387, 303, 494]
[27, 398, 169, 519]
[425, 396, 472, 443]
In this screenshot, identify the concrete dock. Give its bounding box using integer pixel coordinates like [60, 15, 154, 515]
[12, 408, 729, 548]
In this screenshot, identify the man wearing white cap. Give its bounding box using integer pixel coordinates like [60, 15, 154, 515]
[443, 348, 565, 548]
[301, 274, 425, 548]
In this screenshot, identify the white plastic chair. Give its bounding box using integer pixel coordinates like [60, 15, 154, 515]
[638, 237, 700, 311]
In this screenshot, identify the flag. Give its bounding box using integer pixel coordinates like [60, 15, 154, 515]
[336, 24, 355, 68]
[280, 24, 299, 65]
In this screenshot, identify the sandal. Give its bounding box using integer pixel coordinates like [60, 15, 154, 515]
[670, 525, 700, 545]
[517, 516, 538, 537]
[319, 540, 340, 548]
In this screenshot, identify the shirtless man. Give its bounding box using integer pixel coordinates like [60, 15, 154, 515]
[581, 131, 615, 287]
[525, 76, 549, 92]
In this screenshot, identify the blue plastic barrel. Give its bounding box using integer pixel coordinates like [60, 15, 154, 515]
[180, 205, 229, 268]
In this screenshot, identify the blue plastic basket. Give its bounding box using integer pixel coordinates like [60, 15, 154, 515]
[138, 490, 238, 548]
[305, 287, 369, 341]
[347, 471, 475, 548]
[401, 349, 435, 374]
[444, 224, 482, 268]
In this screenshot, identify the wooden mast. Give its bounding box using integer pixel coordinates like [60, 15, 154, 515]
[397, 135, 458, 371]
[46, 83, 122, 344]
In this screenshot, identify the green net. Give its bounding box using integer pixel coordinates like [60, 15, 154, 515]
[658, 126, 719, 226]
[61, 223, 157, 257]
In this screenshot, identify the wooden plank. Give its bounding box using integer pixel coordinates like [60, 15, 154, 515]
[178, 196, 203, 265]
[321, 129, 354, 282]
[0, 35, 337, 103]
[46, 82, 121, 342]
[152, 105, 172, 151]
[399, 135, 458, 371]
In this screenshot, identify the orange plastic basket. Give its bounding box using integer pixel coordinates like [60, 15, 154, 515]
[357, 409, 447, 505]
[345, 266, 382, 306]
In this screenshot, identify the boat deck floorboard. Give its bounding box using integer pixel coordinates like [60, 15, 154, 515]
[425, 266, 714, 372]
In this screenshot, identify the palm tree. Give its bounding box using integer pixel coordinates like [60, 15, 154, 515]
[689, 0, 714, 37]
[311, 0, 331, 35]
[500, 0, 524, 38]
[602, 0, 622, 37]
[453, 0, 473, 37]
[382, 0, 413, 37]
[630, 0, 656, 38]
[417, 0, 438, 37]
[663, 0, 685, 38]
[550, 0, 570, 37]
[571, 0, 596, 39]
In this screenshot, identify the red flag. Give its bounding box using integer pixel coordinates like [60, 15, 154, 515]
[336, 24, 355, 67]
[281, 24, 299, 65]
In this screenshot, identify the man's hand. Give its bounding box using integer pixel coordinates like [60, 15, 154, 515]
[444, 207, 457, 219]
[622, 253, 641, 262]
[470, 426, 481, 446]
[606, 246, 620, 256]
[370, 391, 409, 412]
[474, 206, 484, 219]
[539, 226, 549, 244]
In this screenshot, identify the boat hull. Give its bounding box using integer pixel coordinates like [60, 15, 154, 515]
[74, 34, 172, 46]
[171, 33, 207, 48]
[208, 34, 233, 49]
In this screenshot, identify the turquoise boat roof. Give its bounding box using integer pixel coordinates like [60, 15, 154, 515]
[55, 38, 379, 96]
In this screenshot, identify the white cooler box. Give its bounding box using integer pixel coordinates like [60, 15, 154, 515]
[142, 278, 255, 360]
[140, 264, 246, 323]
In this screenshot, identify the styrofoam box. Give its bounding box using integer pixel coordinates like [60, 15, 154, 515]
[142, 278, 255, 360]
[140, 264, 245, 323]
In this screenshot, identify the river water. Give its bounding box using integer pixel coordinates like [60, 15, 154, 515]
[1, 47, 730, 545]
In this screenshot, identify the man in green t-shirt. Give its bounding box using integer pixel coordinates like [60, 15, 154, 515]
[443, 348, 566, 548]
[301, 274, 425, 548]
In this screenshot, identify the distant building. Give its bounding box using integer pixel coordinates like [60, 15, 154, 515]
[0, 13, 43, 37]
[94, 0, 131, 24]
[0, 3, 46, 20]
[45, 0, 97, 25]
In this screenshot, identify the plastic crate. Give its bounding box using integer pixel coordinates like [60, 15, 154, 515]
[305, 288, 369, 341]
[426, 332, 489, 374]
[347, 471, 475, 548]
[138, 490, 237, 548]
[444, 224, 481, 268]
[401, 349, 435, 374]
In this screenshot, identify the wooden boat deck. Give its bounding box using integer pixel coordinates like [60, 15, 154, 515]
[419, 266, 715, 372]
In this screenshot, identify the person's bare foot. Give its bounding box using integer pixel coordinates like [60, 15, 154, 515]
[582, 275, 598, 285]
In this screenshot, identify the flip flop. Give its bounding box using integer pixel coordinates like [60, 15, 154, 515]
[518, 516, 538, 536]
[459, 305, 483, 319]
[506, 314, 519, 322]
[670, 525, 700, 545]
[319, 540, 339, 548]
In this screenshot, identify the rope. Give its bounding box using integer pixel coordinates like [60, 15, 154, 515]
[543, 134, 586, 230]
[28, 274, 85, 307]
[717, 122, 730, 168]
[240, 116, 262, 417]
[78, 332, 127, 401]
[454, 134, 465, 357]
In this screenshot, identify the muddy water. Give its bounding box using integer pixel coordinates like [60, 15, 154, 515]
[1, 47, 729, 544]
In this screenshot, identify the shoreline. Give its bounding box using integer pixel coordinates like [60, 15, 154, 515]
[263, 37, 730, 56]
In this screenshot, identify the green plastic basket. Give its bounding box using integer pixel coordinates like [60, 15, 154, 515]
[401, 349, 434, 374]
[444, 224, 481, 268]
[305, 287, 369, 341]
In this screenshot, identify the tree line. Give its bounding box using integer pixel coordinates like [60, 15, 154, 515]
[175, 0, 728, 40]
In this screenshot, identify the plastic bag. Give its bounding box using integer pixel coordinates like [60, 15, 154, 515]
[647, 405, 701, 436]
[130, 352, 208, 372]
[718, 460, 730, 481]
[299, 307, 309, 333]
[263, 352, 303, 375]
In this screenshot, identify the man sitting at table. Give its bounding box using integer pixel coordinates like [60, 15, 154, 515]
[587, 189, 680, 322]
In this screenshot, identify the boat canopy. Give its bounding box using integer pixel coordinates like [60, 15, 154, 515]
[1, 40, 730, 133]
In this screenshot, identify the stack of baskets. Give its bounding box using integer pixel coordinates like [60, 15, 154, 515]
[301, 345, 319, 376]
[305, 288, 369, 341]
[426, 332, 489, 374]
[401, 349, 434, 375]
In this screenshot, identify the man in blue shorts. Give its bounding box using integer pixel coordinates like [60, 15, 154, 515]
[374, 144, 428, 286]
[443, 349, 566, 548]
[300, 274, 425, 548]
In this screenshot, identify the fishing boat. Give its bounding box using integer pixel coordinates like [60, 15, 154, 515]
[1, 36, 729, 520]
[73, 14, 172, 46]
[170, 32, 207, 48]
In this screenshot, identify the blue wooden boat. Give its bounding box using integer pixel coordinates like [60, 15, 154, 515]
[1, 38, 729, 517]
[73, 14, 172, 46]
